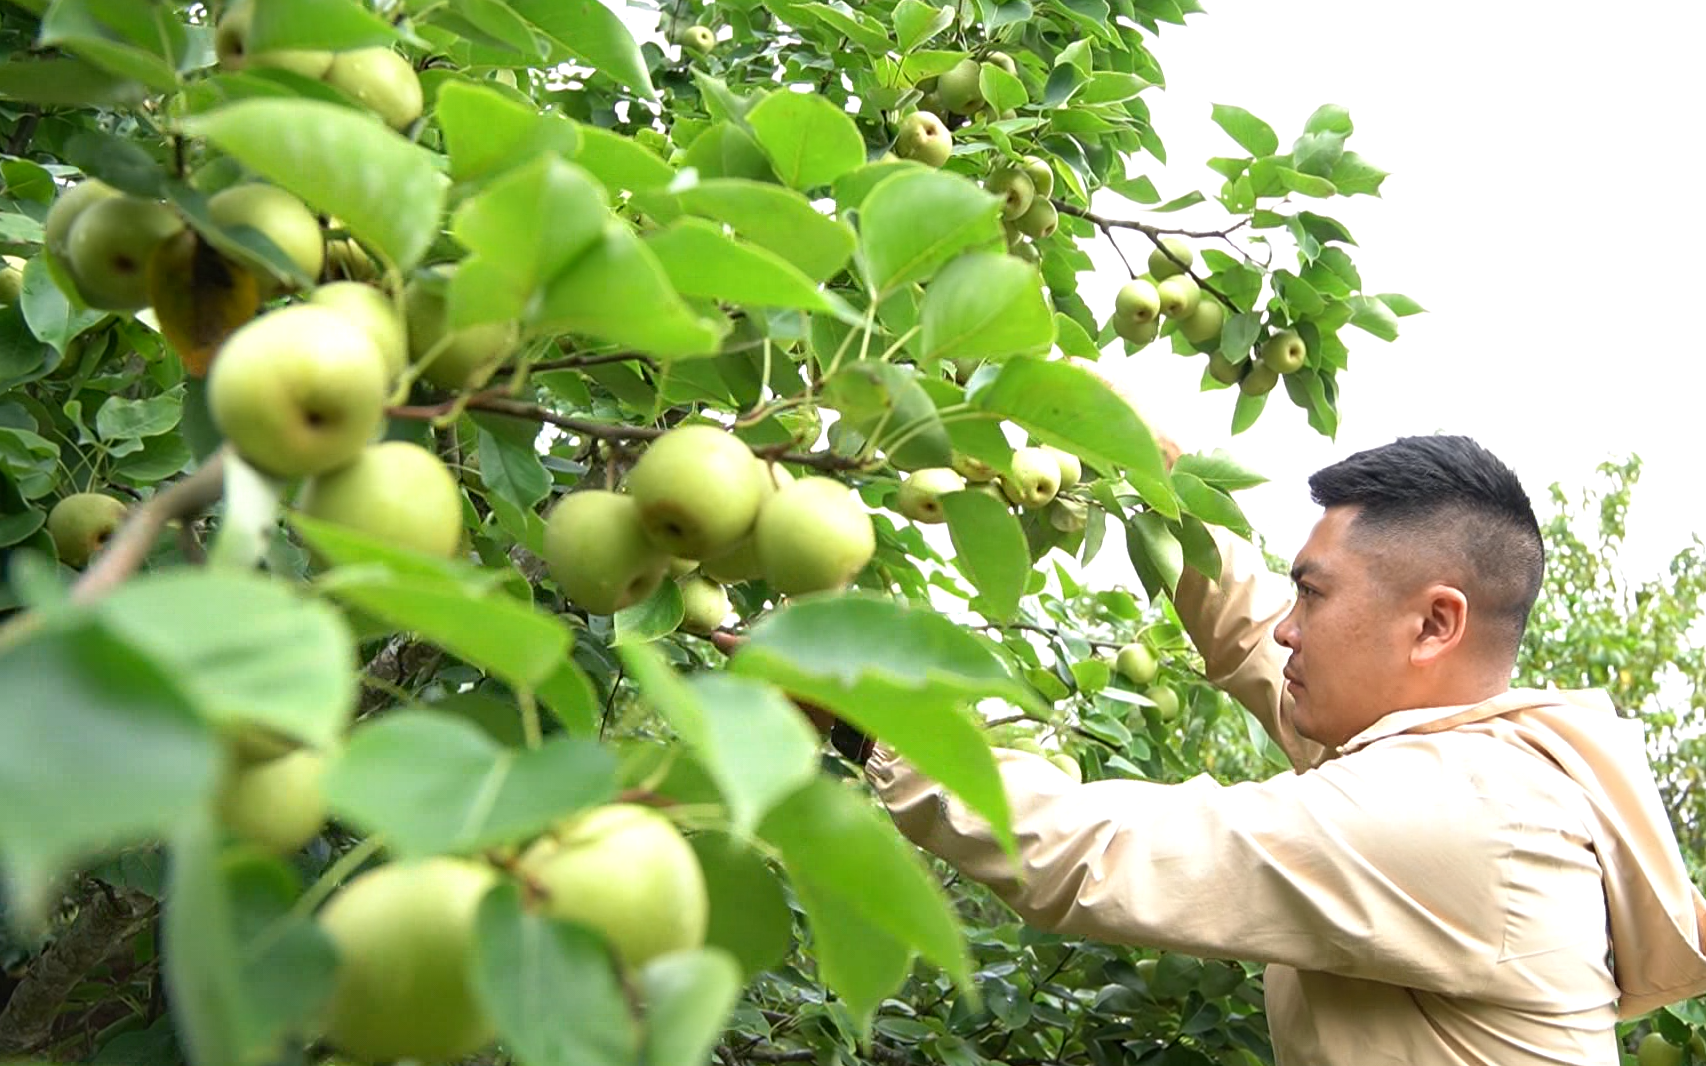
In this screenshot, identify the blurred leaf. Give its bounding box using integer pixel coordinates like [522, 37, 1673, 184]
[893, 0, 955, 50]
[746, 90, 866, 190]
[509, 0, 655, 98]
[1126, 509, 1183, 597]
[688, 832, 793, 979]
[473, 883, 640, 1066]
[859, 169, 1002, 294]
[919, 252, 1054, 363]
[573, 123, 675, 194]
[438, 80, 581, 185]
[942, 489, 1028, 621]
[646, 218, 838, 312]
[669, 179, 856, 281]
[535, 224, 728, 358]
[619, 645, 819, 837]
[638, 949, 743, 1066]
[248, 0, 397, 51]
[325, 709, 616, 856]
[184, 99, 447, 270]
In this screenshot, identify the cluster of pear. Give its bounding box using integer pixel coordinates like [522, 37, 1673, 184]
[287, 798, 706, 1063]
[1113, 639, 1181, 724]
[1110, 237, 1312, 397]
[990, 155, 1059, 260]
[214, 2, 423, 131]
[543, 424, 877, 625]
[893, 442, 1080, 527]
[920, 51, 1021, 125]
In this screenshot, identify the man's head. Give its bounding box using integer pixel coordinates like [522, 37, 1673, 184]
[1273, 434, 1544, 748]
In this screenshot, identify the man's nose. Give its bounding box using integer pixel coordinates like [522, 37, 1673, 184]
[1274, 604, 1300, 651]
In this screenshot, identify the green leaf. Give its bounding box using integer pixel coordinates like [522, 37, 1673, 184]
[797, 3, 893, 51]
[789, 875, 912, 1037]
[1175, 512, 1224, 581]
[39, 0, 183, 92]
[978, 63, 1027, 113]
[289, 511, 497, 589]
[1377, 292, 1427, 317]
[95, 389, 180, 440]
[473, 883, 640, 1066]
[96, 570, 358, 749]
[746, 90, 866, 190]
[619, 645, 820, 837]
[919, 252, 1054, 362]
[761, 776, 970, 986]
[1347, 294, 1400, 341]
[452, 153, 607, 305]
[573, 123, 676, 194]
[680, 122, 777, 183]
[972, 357, 1179, 519]
[0, 307, 60, 393]
[473, 411, 551, 511]
[535, 224, 728, 358]
[1210, 104, 1278, 157]
[537, 660, 601, 737]
[20, 257, 104, 356]
[638, 949, 744, 1066]
[942, 489, 1028, 621]
[1172, 449, 1268, 492]
[1230, 387, 1267, 435]
[437, 80, 580, 185]
[0, 425, 57, 499]
[322, 571, 572, 690]
[248, 0, 397, 52]
[1305, 103, 1354, 135]
[859, 169, 1003, 294]
[645, 218, 837, 312]
[1329, 151, 1389, 196]
[1107, 174, 1161, 205]
[508, 0, 655, 98]
[671, 179, 856, 281]
[612, 578, 685, 644]
[730, 595, 1034, 849]
[688, 832, 793, 979]
[1052, 312, 1098, 360]
[1125, 510, 1183, 597]
[0, 57, 143, 108]
[325, 709, 617, 857]
[1171, 471, 1251, 539]
[893, 0, 955, 50]
[1276, 167, 1336, 198]
[183, 99, 447, 271]
[0, 618, 221, 928]
[1077, 71, 1151, 104]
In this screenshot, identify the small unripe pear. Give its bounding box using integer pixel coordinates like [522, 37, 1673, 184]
[626, 424, 767, 560]
[1114, 642, 1159, 685]
[1000, 447, 1062, 510]
[1147, 237, 1193, 280]
[986, 166, 1036, 221]
[1012, 198, 1058, 240]
[1040, 445, 1081, 489]
[677, 575, 732, 635]
[47, 492, 128, 567]
[895, 467, 966, 524]
[543, 490, 671, 615]
[1177, 297, 1225, 345]
[1239, 362, 1280, 396]
[1156, 274, 1201, 319]
[755, 476, 875, 595]
[1114, 279, 1161, 324]
[1260, 329, 1308, 374]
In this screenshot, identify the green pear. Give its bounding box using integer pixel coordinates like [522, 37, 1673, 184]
[47, 492, 128, 567]
[1114, 278, 1161, 324]
[894, 111, 952, 167]
[1177, 297, 1225, 345]
[324, 217, 379, 282]
[755, 475, 876, 595]
[64, 196, 185, 310]
[1239, 362, 1280, 396]
[1048, 752, 1083, 783]
[895, 466, 966, 524]
[1637, 1034, 1683, 1066]
[1156, 274, 1201, 319]
[403, 268, 520, 391]
[1040, 445, 1081, 489]
[1113, 315, 1160, 347]
[1114, 642, 1158, 685]
[542, 489, 671, 616]
[217, 747, 327, 854]
[214, 2, 334, 78]
[324, 47, 423, 131]
[1206, 351, 1243, 386]
[1000, 446, 1061, 509]
[0, 255, 26, 304]
[44, 178, 119, 265]
[699, 462, 793, 583]
[518, 804, 708, 968]
[208, 182, 324, 295]
[1147, 236, 1193, 280]
[1260, 329, 1307, 374]
[986, 51, 1018, 76]
[1145, 683, 1181, 722]
[298, 442, 463, 558]
[952, 452, 997, 483]
[207, 304, 390, 478]
[667, 556, 698, 579]
[1021, 155, 1054, 200]
[626, 424, 767, 560]
[936, 58, 985, 115]
[309, 281, 408, 383]
[318, 858, 498, 1064]
[677, 575, 732, 635]
[1012, 197, 1058, 240]
[681, 25, 717, 56]
[986, 166, 1035, 221]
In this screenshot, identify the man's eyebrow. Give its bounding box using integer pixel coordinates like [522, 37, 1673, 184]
[1290, 560, 1319, 584]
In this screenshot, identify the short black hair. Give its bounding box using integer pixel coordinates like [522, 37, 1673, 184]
[1307, 434, 1544, 657]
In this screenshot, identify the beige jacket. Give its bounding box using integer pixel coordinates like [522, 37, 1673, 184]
[867, 527, 1706, 1066]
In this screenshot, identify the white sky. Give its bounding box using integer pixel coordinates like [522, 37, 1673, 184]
[1081, 0, 1706, 579]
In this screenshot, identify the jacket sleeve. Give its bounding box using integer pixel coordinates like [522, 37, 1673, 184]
[1170, 523, 1327, 772]
[865, 738, 1507, 997]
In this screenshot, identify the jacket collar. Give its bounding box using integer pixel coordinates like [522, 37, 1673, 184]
[1336, 687, 1617, 755]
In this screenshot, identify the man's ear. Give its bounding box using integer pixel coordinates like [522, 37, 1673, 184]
[1412, 584, 1470, 666]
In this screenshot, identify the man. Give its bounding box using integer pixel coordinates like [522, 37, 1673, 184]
[859, 434, 1706, 1065]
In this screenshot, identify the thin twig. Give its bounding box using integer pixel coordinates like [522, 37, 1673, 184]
[71, 452, 227, 605]
[1053, 201, 1243, 311]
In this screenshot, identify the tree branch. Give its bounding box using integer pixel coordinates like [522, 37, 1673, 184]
[389, 394, 869, 473]
[1053, 201, 1244, 311]
[0, 883, 154, 1059]
[70, 452, 226, 605]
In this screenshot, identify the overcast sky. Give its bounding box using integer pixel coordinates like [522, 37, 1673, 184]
[1079, 0, 1706, 580]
